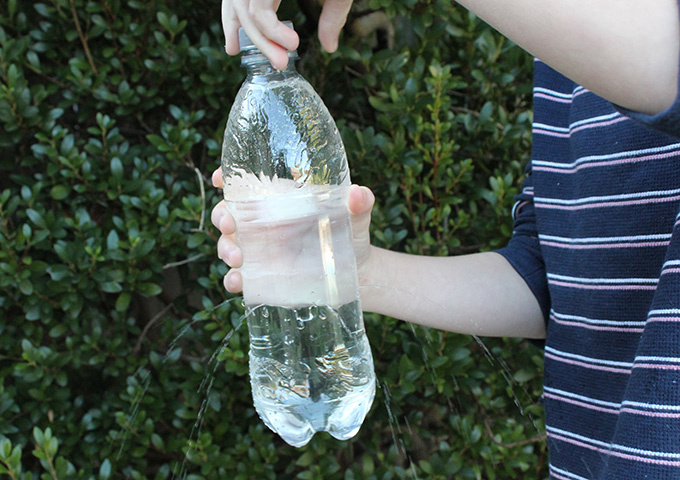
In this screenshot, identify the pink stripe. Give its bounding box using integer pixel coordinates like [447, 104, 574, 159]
[551, 317, 644, 333]
[662, 268, 680, 275]
[544, 351, 632, 374]
[533, 129, 570, 138]
[533, 149, 680, 174]
[541, 240, 670, 250]
[548, 280, 657, 291]
[546, 392, 680, 419]
[549, 473, 572, 480]
[534, 92, 573, 104]
[647, 316, 680, 323]
[634, 363, 680, 371]
[570, 116, 628, 134]
[547, 432, 680, 467]
[536, 193, 680, 211]
[547, 393, 680, 419]
[543, 391, 619, 415]
[533, 117, 628, 139]
[620, 408, 680, 419]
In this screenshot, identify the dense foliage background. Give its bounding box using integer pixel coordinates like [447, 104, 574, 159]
[0, 0, 545, 478]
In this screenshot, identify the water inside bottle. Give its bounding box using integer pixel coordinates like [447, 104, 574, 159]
[248, 301, 376, 447]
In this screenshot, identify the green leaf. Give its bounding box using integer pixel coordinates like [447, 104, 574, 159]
[106, 230, 119, 250]
[110, 157, 123, 179]
[115, 292, 131, 312]
[156, 11, 170, 31]
[26, 209, 46, 229]
[19, 279, 33, 296]
[99, 458, 112, 480]
[100, 282, 123, 293]
[50, 185, 70, 200]
[136, 282, 162, 297]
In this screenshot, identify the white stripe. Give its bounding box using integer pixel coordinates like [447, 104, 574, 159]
[535, 112, 622, 135]
[544, 388, 680, 415]
[535, 186, 680, 206]
[540, 233, 672, 244]
[533, 142, 680, 170]
[551, 310, 646, 327]
[649, 308, 680, 316]
[534, 87, 573, 99]
[545, 346, 634, 368]
[544, 386, 621, 408]
[570, 112, 621, 129]
[622, 400, 680, 412]
[533, 122, 570, 133]
[546, 425, 680, 459]
[548, 273, 658, 285]
[662, 259, 680, 269]
[549, 464, 592, 480]
[636, 356, 680, 364]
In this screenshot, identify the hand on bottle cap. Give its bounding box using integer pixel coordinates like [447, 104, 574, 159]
[222, 0, 299, 70]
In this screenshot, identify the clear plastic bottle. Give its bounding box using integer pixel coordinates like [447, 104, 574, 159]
[220, 22, 376, 448]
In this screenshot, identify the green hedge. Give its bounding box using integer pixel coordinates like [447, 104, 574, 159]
[0, 0, 545, 478]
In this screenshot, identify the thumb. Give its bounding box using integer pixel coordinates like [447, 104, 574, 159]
[348, 185, 374, 265]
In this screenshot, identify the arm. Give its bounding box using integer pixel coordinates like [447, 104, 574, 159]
[455, 0, 680, 115]
[359, 247, 546, 339]
[222, 0, 680, 114]
[211, 170, 546, 339]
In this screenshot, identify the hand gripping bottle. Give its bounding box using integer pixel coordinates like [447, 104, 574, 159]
[220, 22, 376, 447]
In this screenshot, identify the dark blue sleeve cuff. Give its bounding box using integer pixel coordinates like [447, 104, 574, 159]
[496, 235, 551, 326]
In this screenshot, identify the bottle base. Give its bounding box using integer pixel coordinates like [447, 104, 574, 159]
[254, 375, 376, 447]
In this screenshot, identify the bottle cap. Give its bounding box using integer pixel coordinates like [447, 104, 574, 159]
[238, 20, 295, 52]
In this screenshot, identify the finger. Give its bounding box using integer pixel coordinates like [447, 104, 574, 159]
[348, 184, 374, 216]
[210, 200, 225, 230]
[348, 185, 374, 263]
[318, 0, 353, 53]
[232, 0, 298, 69]
[249, 0, 299, 52]
[224, 269, 243, 293]
[211, 201, 236, 235]
[212, 167, 223, 188]
[222, 0, 242, 55]
[217, 234, 243, 267]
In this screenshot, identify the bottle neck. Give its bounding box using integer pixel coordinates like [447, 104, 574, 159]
[241, 49, 299, 77]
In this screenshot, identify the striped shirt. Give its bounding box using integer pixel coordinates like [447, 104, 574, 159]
[498, 57, 680, 479]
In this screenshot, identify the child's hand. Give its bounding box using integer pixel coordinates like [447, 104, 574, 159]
[221, 0, 353, 70]
[211, 168, 375, 294]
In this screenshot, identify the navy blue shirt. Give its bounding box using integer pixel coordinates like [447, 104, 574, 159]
[497, 54, 680, 479]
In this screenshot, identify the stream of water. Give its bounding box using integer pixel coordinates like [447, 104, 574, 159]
[116, 294, 541, 479]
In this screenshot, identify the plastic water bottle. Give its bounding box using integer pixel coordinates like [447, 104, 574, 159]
[220, 22, 376, 448]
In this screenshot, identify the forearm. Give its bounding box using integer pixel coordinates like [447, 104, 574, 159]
[456, 0, 680, 115]
[359, 247, 546, 339]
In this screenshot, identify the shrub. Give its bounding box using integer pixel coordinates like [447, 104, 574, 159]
[0, 0, 545, 478]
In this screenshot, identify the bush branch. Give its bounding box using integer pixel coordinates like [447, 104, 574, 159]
[69, 0, 98, 75]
